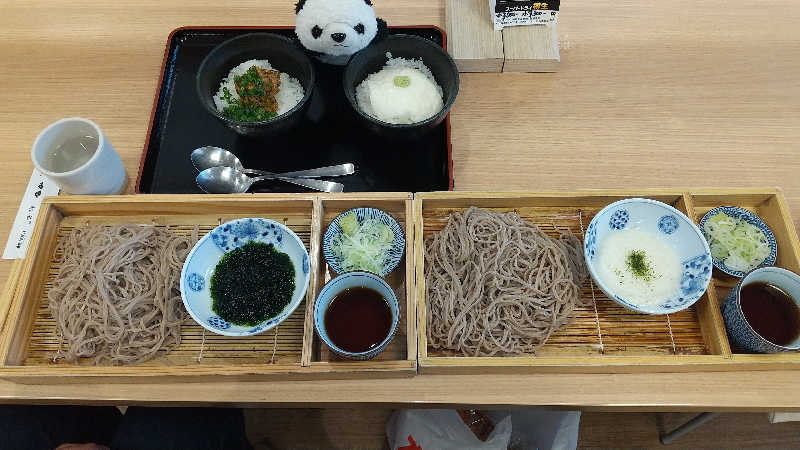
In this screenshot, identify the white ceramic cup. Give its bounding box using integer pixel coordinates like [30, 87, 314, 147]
[31, 118, 127, 194]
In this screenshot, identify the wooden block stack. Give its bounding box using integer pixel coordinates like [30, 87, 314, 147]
[446, 0, 560, 73]
[502, 22, 560, 73]
[445, 0, 504, 72]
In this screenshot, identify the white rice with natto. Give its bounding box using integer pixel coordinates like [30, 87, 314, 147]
[213, 59, 304, 116]
[355, 52, 444, 125]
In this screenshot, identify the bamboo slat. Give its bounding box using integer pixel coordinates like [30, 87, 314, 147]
[0, 260, 23, 339]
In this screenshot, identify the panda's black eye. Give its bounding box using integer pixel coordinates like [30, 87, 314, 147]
[354, 23, 365, 34]
[311, 25, 323, 39]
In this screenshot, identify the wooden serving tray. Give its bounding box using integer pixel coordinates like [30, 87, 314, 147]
[415, 189, 800, 374]
[0, 194, 416, 383]
[2, 189, 799, 383]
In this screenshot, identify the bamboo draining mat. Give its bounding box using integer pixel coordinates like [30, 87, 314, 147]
[420, 206, 706, 358]
[27, 217, 310, 367]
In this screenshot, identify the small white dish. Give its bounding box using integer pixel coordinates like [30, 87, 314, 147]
[314, 271, 400, 360]
[584, 198, 713, 315]
[180, 218, 310, 336]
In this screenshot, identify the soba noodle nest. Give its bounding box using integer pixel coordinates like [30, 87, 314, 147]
[424, 207, 588, 356]
[48, 225, 198, 365]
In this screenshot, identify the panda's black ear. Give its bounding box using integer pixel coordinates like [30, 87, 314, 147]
[295, 0, 307, 13]
[364, 0, 374, 5]
[375, 17, 388, 41]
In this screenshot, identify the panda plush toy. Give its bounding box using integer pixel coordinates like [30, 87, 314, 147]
[295, 0, 388, 65]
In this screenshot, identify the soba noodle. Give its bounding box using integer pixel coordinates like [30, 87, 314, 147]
[424, 207, 587, 356]
[48, 225, 197, 365]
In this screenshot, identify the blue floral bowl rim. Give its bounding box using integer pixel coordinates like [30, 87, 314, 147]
[179, 217, 311, 337]
[312, 271, 400, 358]
[322, 207, 405, 277]
[698, 205, 777, 278]
[584, 197, 712, 315]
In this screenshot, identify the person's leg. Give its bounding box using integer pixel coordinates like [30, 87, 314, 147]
[0, 405, 122, 450]
[111, 407, 252, 450]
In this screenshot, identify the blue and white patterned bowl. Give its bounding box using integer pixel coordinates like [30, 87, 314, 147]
[584, 198, 713, 315]
[322, 207, 405, 277]
[180, 218, 311, 337]
[699, 206, 777, 278]
[314, 271, 400, 360]
[722, 266, 800, 353]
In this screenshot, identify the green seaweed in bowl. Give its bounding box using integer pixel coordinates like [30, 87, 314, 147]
[210, 241, 295, 326]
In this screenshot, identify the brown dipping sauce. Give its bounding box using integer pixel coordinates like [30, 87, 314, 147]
[740, 282, 800, 346]
[325, 287, 392, 353]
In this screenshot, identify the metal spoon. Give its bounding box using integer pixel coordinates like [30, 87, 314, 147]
[197, 166, 344, 193]
[191, 146, 354, 178]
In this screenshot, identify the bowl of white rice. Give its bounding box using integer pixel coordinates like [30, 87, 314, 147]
[343, 35, 459, 139]
[196, 33, 314, 138]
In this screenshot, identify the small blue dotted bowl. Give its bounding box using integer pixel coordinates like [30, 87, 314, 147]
[699, 206, 777, 278]
[322, 207, 405, 277]
[180, 218, 311, 337]
[584, 198, 712, 315]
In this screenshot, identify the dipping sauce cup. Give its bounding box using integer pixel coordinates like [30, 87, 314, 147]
[722, 266, 800, 353]
[314, 271, 400, 360]
[31, 118, 127, 194]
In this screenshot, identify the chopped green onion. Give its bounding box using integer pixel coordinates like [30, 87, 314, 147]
[330, 217, 395, 274]
[703, 212, 770, 272]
